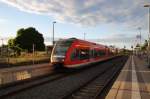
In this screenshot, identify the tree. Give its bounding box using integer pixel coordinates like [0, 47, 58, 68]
[136, 43, 140, 48]
[8, 38, 15, 49]
[8, 27, 45, 52]
[8, 38, 20, 55]
[141, 40, 148, 50]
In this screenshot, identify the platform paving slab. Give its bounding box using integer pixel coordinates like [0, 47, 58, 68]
[106, 55, 150, 99]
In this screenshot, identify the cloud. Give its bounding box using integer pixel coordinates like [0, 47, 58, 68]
[44, 34, 138, 45]
[43, 36, 137, 49]
[2, 35, 142, 48]
[0, 0, 150, 28]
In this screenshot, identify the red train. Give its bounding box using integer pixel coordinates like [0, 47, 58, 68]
[51, 38, 113, 69]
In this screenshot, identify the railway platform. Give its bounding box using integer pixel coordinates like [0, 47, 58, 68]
[106, 55, 150, 99]
[0, 63, 52, 85]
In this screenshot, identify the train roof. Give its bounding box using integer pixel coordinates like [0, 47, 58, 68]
[58, 38, 107, 48]
[76, 38, 106, 47]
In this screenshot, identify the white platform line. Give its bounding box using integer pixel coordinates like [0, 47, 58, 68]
[131, 56, 141, 99]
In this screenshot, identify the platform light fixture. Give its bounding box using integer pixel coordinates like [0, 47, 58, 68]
[144, 4, 150, 67]
[52, 21, 56, 46]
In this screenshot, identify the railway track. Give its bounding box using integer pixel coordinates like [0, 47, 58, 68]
[0, 65, 94, 98]
[64, 60, 125, 99]
[0, 71, 69, 98]
[1, 56, 128, 99]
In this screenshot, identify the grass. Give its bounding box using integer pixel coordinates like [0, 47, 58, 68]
[0, 51, 51, 67]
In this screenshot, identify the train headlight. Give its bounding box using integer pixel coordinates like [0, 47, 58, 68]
[52, 55, 65, 62]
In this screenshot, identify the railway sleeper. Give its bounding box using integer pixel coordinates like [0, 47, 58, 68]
[72, 93, 96, 99]
[77, 89, 97, 93]
[70, 71, 119, 99]
[73, 92, 96, 96]
[71, 86, 103, 98]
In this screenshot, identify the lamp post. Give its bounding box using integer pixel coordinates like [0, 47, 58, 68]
[32, 43, 35, 65]
[144, 4, 150, 67]
[131, 45, 133, 55]
[1, 38, 3, 57]
[137, 27, 142, 56]
[138, 27, 142, 47]
[124, 45, 126, 54]
[52, 21, 56, 46]
[84, 33, 86, 40]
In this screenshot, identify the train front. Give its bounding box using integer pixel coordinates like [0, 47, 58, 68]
[50, 38, 75, 68]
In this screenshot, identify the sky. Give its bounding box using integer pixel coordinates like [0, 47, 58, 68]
[0, 0, 150, 49]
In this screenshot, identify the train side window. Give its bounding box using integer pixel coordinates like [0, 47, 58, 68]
[79, 49, 89, 60]
[71, 49, 75, 60]
[90, 50, 94, 58]
[75, 49, 80, 59]
[94, 50, 98, 58]
[71, 49, 80, 60]
[98, 50, 105, 56]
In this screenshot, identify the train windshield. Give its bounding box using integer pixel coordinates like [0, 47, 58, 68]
[52, 39, 75, 57]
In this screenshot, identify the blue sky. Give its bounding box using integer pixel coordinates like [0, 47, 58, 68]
[0, 0, 149, 49]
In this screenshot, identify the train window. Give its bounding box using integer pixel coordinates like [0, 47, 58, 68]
[52, 39, 74, 57]
[71, 49, 90, 60]
[90, 50, 93, 58]
[57, 39, 74, 46]
[71, 50, 75, 60]
[94, 50, 98, 58]
[79, 49, 89, 60]
[71, 49, 80, 60]
[53, 46, 68, 56]
[98, 50, 106, 56]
